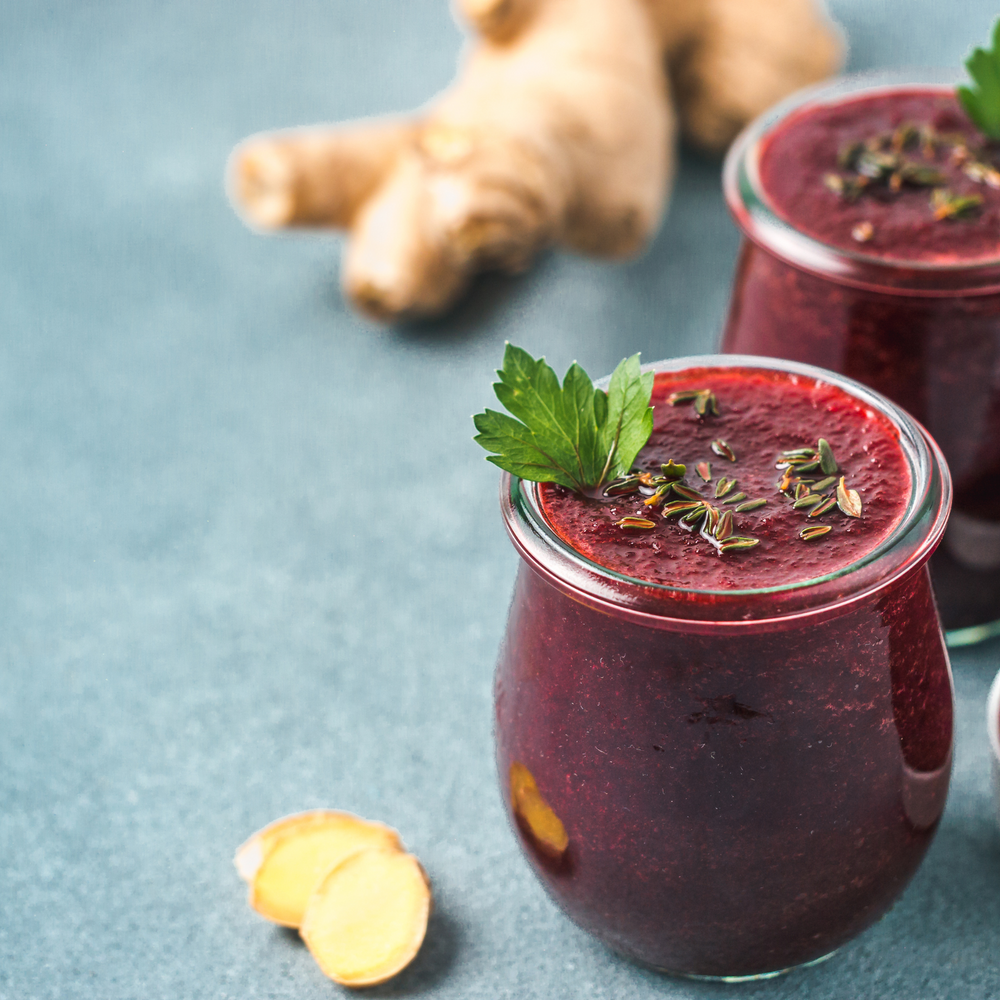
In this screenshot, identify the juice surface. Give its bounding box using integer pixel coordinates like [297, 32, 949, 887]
[758, 88, 1000, 262]
[539, 368, 910, 591]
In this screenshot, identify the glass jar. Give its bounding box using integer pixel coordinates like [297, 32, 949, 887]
[989, 668, 1000, 832]
[720, 70, 1000, 645]
[494, 356, 953, 981]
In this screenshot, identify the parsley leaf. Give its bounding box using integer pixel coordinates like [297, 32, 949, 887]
[958, 19, 1000, 139]
[473, 344, 654, 492]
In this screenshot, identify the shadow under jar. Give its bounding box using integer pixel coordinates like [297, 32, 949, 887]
[721, 71, 1000, 645]
[494, 356, 953, 981]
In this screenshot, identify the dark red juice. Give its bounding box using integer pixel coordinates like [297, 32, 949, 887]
[759, 90, 998, 262]
[496, 358, 952, 979]
[539, 368, 909, 592]
[721, 77, 1000, 637]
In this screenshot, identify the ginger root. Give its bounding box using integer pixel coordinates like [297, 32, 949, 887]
[237, 810, 402, 928]
[300, 846, 432, 987]
[510, 761, 569, 860]
[228, 0, 842, 321]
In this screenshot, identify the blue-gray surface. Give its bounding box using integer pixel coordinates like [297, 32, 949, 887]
[2, 1, 999, 997]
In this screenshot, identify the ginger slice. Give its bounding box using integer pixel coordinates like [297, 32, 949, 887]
[301, 846, 431, 987]
[235, 809, 348, 883]
[509, 761, 569, 860]
[242, 811, 402, 927]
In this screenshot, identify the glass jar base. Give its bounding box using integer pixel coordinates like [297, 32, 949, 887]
[946, 619, 1000, 648]
[932, 548, 1000, 646]
[662, 948, 839, 983]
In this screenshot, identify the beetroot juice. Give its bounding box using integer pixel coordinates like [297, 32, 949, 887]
[495, 357, 952, 979]
[721, 73, 1000, 642]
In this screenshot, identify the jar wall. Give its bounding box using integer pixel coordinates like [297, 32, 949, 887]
[494, 559, 953, 978]
[722, 239, 1000, 633]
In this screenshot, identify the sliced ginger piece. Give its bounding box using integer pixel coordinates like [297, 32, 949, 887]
[301, 846, 431, 987]
[241, 810, 402, 927]
[235, 809, 355, 883]
[509, 761, 569, 860]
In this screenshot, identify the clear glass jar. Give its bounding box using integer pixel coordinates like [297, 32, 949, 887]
[720, 70, 1000, 645]
[988, 668, 1000, 832]
[494, 356, 953, 980]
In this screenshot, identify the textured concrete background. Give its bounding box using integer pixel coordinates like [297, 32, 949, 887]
[1, 1, 998, 997]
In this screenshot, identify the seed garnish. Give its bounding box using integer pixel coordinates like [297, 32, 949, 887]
[696, 461, 712, 482]
[604, 476, 641, 497]
[702, 505, 720, 536]
[735, 498, 767, 512]
[964, 160, 1000, 187]
[723, 492, 747, 505]
[666, 390, 701, 405]
[817, 439, 838, 475]
[716, 510, 734, 540]
[616, 516, 656, 530]
[809, 497, 839, 517]
[793, 494, 824, 509]
[672, 483, 702, 502]
[662, 500, 703, 518]
[836, 477, 863, 518]
[719, 536, 760, 552]
[931, 187, 984, 220]
[800, 525, 833, 541]
[711, 439, 736, 462]
[852, 221, 874, 243]
[825, 124, 993, 225]
[643, 486, 671, 507]
[693, 390, 720, 418]
[680, 504, 707, 526]
[773, 439, 865, 538]
[669, 389, 719, 416]
[714, 477, 735, 499]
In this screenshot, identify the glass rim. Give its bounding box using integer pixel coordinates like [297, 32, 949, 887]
[501, 355, 951, 628]
[723, 68, 1000, 295]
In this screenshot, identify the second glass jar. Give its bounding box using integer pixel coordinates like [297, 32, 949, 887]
[721, 71, 1000, 644]
[495, 357, 953, 980]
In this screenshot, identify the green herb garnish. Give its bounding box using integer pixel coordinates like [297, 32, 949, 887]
[958, 19, 1000, 140]
[930, 187, 984, 220]
[473, 344, 653, 493]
